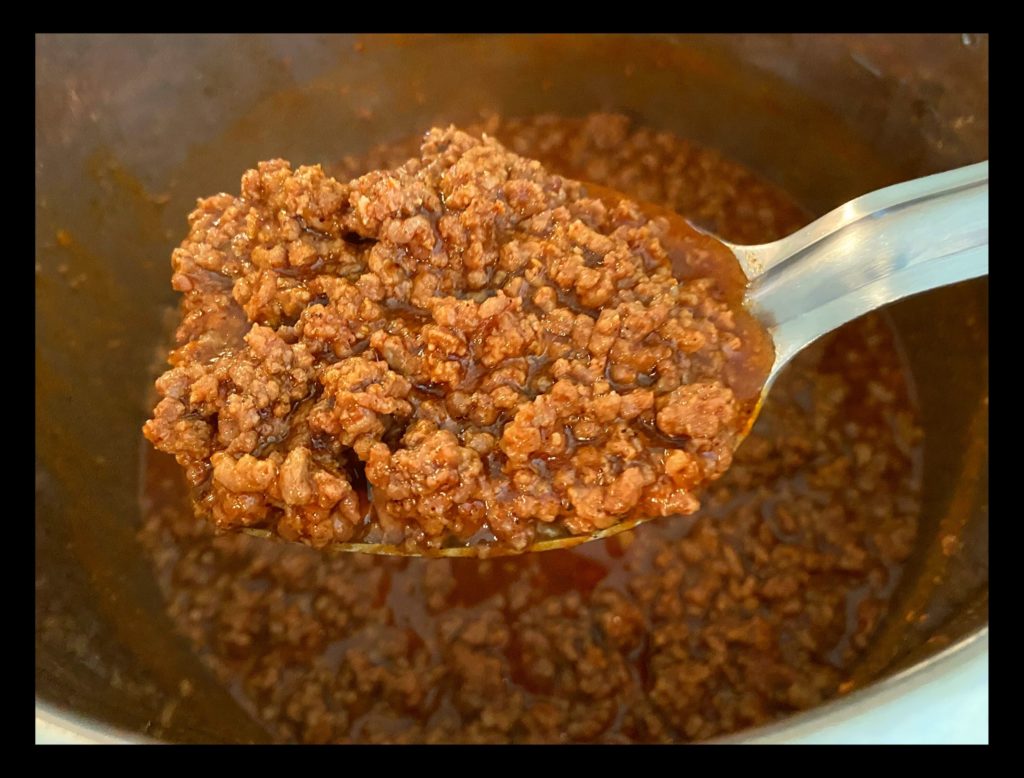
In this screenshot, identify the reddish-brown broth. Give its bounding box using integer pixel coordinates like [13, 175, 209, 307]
[138, 114, 922, 743]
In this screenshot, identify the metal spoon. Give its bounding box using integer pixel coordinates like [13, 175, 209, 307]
[245, 161, 989, 557]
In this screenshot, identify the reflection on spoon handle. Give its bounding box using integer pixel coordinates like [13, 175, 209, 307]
[729, 161, 988, 383]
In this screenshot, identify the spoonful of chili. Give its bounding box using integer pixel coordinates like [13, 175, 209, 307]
[144, 129, 986, 558]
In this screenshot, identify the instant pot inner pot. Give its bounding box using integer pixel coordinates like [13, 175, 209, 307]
[36, 34, 988, 743]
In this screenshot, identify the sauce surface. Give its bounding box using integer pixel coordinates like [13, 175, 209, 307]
[143, 122, 775, 553]
[139, 114, 922, 743]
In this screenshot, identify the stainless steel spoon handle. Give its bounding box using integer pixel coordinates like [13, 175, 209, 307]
[730, 161, 988, 380]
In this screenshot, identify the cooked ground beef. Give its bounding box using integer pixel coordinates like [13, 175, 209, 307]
[139, 114, 922, 743]
[143, 122, 774, 553]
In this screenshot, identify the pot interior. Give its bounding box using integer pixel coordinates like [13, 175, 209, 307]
[36, 33, 988, 742]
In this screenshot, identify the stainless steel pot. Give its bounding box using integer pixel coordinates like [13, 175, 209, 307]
[35, 33, 988, 744]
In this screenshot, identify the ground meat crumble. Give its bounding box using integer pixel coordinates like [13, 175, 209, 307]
[144, 124, 774, 553]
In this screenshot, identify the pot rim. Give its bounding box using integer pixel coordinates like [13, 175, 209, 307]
[35, 625, 987, 744]
[715, 624, 988, 743]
